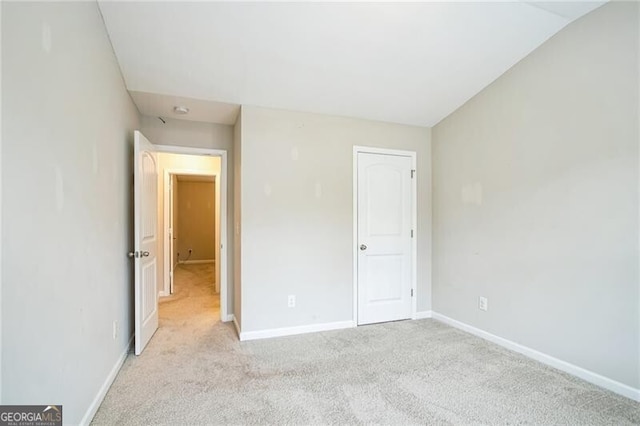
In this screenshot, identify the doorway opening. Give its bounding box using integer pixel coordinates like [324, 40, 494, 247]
[163, 172, 219, 321]
[155, 146, 229, 325]
[133, 130, 230, 355]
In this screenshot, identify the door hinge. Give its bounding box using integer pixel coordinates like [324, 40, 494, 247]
[411, 229, 414, 238]
[411, 289, 414, 297]
[411, 169, 416, 179]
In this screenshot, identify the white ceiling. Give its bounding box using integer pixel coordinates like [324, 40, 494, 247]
[99, 1, 605, 127]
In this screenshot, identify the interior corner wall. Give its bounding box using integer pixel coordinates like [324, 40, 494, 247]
[141, 116, 235, 318]
[2, 2, 141, 423]
[432, 2, 639, 389]
[238, 105, 432, 333]
[233, 110, 242, 328]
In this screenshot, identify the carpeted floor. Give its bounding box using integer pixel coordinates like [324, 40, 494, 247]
[92, 263, 639, 425]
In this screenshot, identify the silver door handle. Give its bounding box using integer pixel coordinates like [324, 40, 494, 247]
[360, 244, 367, 251]
[128, 251, 138, 258]
[141, 251, 150, 257]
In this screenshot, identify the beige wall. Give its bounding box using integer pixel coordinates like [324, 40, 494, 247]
[2, 2, 140, 422]
[177, 180, 216, 261]
[141, 115, 233, 151]
[432, 2, 639, 389]
[238, 105, 432, 333]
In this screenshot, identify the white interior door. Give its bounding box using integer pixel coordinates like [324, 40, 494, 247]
[133, 130, 159, 355]
[357, 151, 414, 325]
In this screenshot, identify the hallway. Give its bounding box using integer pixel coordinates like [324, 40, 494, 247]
[160, 263, 219, 324]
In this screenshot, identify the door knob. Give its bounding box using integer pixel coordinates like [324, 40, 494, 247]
[128, 251, 138, 258]
[141, 251, 150, 257]
[360, 244, 367, 251]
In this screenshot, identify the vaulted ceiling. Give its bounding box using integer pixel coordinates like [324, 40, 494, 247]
[99, 1, 605, 127]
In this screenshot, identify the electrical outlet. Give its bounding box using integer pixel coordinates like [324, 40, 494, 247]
[479, 297, 488, 311]
[288, 295, 296, 308]
[112, 320, 118, 339]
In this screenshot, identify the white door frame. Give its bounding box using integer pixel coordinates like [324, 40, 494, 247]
[155, 144, 230, 323]
[352, 145, 418, 325]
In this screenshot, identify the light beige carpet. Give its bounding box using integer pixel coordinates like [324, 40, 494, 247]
[92, 264, 639, 425]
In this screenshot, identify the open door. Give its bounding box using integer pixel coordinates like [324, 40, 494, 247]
[132, 130, 159, 355]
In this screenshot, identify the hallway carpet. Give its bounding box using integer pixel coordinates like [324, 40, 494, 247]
[92, 264, 639, 425]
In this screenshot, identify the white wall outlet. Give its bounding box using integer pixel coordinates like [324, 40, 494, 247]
[479, 297, 488, 311]
[112, 320, 118, 339]
[288, 295, 296, 308]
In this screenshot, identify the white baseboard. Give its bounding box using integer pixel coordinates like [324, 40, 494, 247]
[232, 315, 241, 338]
[178, 259, 214, 265]
[414, 310, 432, 319]
[80, 335, 133, 425]
[240, 320, 355, 341]
[431, 312, 640, 402]
[223, 313, 234, 322]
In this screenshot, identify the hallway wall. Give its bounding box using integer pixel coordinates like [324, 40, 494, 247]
[177, 180, 216, 262]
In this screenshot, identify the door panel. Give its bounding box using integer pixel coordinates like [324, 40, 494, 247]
[142, 259, 157, 323]
[366, 254, 404, 302]
[357, 152, 413, 325]
[367, 165, 403, 236]
[134, 130, 159, 355]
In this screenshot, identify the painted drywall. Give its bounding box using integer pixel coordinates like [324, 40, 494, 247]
[0, 0, 3, 403]
[432, 2, 639, 389]
[142, 116, 235, 317]
[238, 105, 432, 332]
[233, 110, 242, 328]
[177, 181, 216, 261]
[2, 2, 140, 422]
[141, 115, 233, 151]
